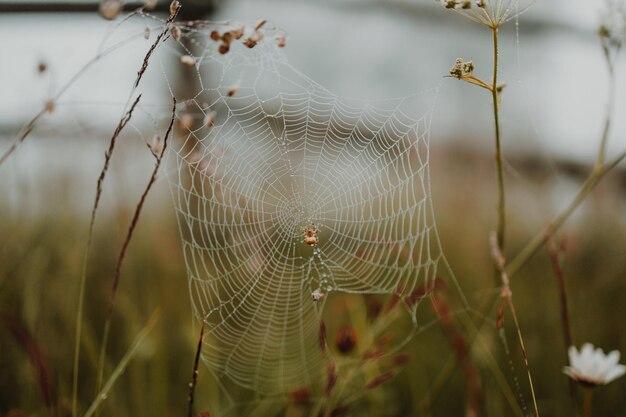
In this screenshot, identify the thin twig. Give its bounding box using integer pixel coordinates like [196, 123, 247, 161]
[95, 97, 177, 394]
[546, 232, 578, 414]
[490, 232, 540, 417]
[188, 323, 206, 417]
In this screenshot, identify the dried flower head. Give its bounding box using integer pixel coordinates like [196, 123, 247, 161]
[564, 343, 626, 387]
[98, 0, 122, 20]
[599, 0, 626, 48]
[438, 0, 530, 29]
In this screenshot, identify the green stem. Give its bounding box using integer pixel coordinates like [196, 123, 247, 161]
[491, 27, 506, 252]
[506, 149, 626, 278]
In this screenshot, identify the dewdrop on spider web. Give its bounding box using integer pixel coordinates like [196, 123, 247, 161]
[180, 55, 196, 67]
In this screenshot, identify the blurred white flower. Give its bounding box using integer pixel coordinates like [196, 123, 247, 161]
[564, 343, 626, 386]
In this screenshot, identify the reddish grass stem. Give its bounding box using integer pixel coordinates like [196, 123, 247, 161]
[1, 313, 59, 417]
[72, 94, 142, 417]
[546, 233, 578, 414]
[95, 97, 177, 395]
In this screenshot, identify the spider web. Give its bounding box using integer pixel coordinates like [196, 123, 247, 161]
[162, 20, 444, 395]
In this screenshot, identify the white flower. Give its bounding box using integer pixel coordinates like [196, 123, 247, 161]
[564, 343, 626, 387]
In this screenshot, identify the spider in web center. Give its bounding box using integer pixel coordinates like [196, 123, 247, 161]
[302, 223, 318, 246]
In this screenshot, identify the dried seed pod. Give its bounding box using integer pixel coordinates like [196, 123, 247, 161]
[289, 388, 310, 406]
[178, 113, 194, 130]
[227, 84, 239, 97]
[169, 0, 180, 16]
[334, 326, 357, 354]
[276, 35, 286, 48]
[98, 0, 122, 20]
[204, 111, 216, 128]
[319, 320, 327, 352]
[391, 353, 412, 366]
[231, 27, 245, 40]
[243, 37, 257, 48]
[210, 30, 221, 42]
[218, 43, 230, 55]
[255, 19, 267, 30]
[171, 25, 182, 41]
[365, 371, 396, 389]
[221, 31, 234, 45]
[180, 55, 196, 66]
[324, 363, 337, 396]
[44, 100, 55, 113]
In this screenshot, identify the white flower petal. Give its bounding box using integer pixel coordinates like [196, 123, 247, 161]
[568, 345, 579, 368]
[603, 364, 626, 384]
[606, 350, 620, 368]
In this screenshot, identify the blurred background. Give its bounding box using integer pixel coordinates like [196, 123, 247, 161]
[1, 0, 625, 416]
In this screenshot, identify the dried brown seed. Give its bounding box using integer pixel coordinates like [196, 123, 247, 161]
[169, 0, 180, 16]
[171, 25, 182, 41]
[334, 326, 357, 354]
[218, 43, 230, 55]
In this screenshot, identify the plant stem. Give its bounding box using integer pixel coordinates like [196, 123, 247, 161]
[546, 235, 579, 414]
[491, 27, 506, 253]
[505, 149, 626, 278]
[582, 388, 593, 417]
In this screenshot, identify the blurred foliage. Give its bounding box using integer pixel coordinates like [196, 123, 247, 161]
[1, 148, 626, 417]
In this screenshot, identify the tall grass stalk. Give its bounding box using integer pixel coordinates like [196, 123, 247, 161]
[95, 97, 176, 397]
[83, 310, 160, 417]
[72, 94, 143, 417]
